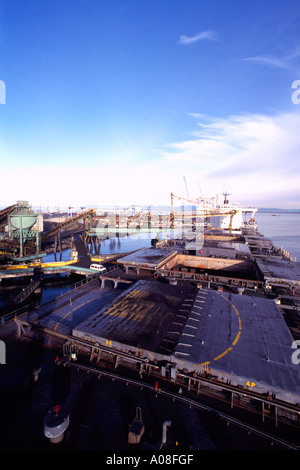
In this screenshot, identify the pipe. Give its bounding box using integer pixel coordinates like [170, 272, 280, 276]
[161, 420, 171, 447]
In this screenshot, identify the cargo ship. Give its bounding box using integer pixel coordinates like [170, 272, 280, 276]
[0, 198, 299, 450]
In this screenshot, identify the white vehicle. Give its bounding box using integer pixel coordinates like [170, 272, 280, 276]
[89, 263, 107, 273]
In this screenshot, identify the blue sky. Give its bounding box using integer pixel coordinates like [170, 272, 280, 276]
[1, 0, 300, 209]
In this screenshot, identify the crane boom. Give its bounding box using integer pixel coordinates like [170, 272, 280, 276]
[170, 193, 237, 217]
[183, 176, 190, 200]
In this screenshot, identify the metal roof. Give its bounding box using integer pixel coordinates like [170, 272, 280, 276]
[73, 281, 300, 403]
[117, 248, 178, 269]
[174, 289, 300, 402]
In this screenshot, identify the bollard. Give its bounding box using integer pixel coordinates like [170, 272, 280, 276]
[44, 404, 70, 444]
[32, 367, 41, 382]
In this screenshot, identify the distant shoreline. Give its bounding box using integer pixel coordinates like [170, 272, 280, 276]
[1, 204, 300, 215]
[257, 208, 300, 214]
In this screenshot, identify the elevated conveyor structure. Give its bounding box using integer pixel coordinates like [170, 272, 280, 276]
[42, 208, 96, 241]
[0, 204, 18, 224]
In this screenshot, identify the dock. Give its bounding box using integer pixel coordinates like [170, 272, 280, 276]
[1, 202, 300, 449]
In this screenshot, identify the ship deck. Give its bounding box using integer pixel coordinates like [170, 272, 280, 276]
[73, 280, 300, 404]
[117, 247, 180, 271]
[72, 281, 194, 355]
[174, 288, 300, 403]
[263, 257, 300, 283]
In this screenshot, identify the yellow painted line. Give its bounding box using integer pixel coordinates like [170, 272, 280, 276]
[198, 291, 243, 367]
[54, 302, 85, 331]
[213, 346, 232, 361]
[232, 305, 240, 316]
[232, 330, 241, 346]
[41, 259, 78, 267]
[74, 303, 85, 310]
[6, 265, 28, 270]
[3, 259, 78, 270]
[213, 294, 243, 359]
[54, 314, 69, 331]
[219, 294, 230, 304]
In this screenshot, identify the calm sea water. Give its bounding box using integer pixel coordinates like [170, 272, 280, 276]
[95, 212, 300, 261]
[94, 231, 162, 254]
[255, 211, 300, 261]
[1, 212, 299, 311]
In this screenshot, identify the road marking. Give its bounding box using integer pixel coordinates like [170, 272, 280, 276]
[213, 346, 233, 361]
[53, 302, 86, 331]
[198, 292, 242, 366]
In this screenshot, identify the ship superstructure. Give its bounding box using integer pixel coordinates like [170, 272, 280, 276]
[171, 190, 257, 232]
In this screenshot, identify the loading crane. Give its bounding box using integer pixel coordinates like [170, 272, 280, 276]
[183, 175, 190, 200]
[170, 193, 238, 230]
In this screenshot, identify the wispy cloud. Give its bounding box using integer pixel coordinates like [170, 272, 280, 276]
[242, 44, 300, 71]
[3, 112, 300, 209]
[242, 55, 291, 69]
[178, 30, 217, 45]
[285, 45, 300, 62]
[156, 112, 300, 208]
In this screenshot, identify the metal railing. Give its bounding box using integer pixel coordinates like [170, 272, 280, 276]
[0, 273, 99, 326]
